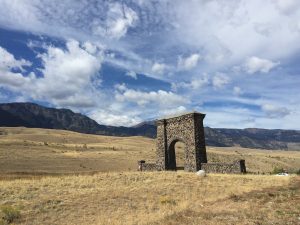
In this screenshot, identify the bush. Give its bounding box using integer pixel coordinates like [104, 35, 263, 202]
[1, 206, 20, 223]
[296, 169, 300, 175]
[272, 167, 284, 174]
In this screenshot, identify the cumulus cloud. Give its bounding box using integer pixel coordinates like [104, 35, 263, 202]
[0, 46, 33, 89]
[104, 2, 138, 39]
[0, 41, 103, 108]
[159, 106, 187, 117]
[261, 103, 290, 118]
[172, 75, 209, 91]
[151, 62, 166, 75]
[244, 56, 280, 74]
[177, 54, 200, 71]
[0, 46, 31, 70]
[125, 70, 137, 79]
[115, 84, 188, 107]
[212, 73, 230, 89]
[89, 109, 142, 126]
[33, 40, 102, 106]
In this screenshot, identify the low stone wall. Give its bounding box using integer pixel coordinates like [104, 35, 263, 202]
[138, 160, 246, 173]
[201, 160, 246, 174]
[138, 161, 157, 171]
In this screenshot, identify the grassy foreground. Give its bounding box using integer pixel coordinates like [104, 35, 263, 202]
[0, 172, 299, 225]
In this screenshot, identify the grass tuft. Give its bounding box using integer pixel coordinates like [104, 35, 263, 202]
[0, 205, 20, 224]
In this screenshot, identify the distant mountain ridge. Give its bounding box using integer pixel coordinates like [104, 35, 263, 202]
[0, 102, 300, 150]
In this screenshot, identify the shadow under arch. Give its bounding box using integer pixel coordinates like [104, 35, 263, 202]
[167, 138, 186, 171]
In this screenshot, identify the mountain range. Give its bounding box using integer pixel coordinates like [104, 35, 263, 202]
[0, 102, 299, 150]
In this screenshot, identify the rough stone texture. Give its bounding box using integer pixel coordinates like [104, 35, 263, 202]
[155, 112, 207, 172]
[201, 160, 246, 174]
[138, 112, 246, 173]
[138, 161, 157, 171]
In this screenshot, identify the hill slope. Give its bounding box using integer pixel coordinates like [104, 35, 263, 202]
[1, 102, 300, 150]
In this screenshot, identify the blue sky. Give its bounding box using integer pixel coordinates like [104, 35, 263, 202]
[0, 0, 299, 129]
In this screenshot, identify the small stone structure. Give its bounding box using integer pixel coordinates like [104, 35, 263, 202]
[138, 111, 246, 173]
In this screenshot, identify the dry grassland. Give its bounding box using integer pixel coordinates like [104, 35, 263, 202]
[0, 172, 299, 225]
[0, 127, 300, 174]
[0, 127, 299, 225]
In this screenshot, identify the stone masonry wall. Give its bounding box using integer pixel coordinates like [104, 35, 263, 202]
[201, 160, 246, 174]
[138, 161, 158, 171]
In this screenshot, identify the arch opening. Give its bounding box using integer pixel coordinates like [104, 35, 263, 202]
[167, 140, 186, 171]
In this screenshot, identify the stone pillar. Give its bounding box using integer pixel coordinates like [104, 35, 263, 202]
[194, 113, 208, 171]
[156, 119, 167, 170]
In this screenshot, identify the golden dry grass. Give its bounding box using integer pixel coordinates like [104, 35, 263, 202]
[0, 127, 299, 224]
[0, 127, 299, 174]
[0, 172, 299, 225]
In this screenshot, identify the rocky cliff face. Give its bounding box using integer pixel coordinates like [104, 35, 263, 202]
[1, 102, 300, 150]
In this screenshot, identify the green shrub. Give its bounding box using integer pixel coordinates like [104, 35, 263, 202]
[1, 206, 20, 223]
[272, 167, 285, 174]
[296, 169, 300, 175]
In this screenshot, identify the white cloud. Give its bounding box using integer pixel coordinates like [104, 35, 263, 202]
[0, 46, 33, 89]
[253, 23, 277, 37]
[244, 56, 280, 74]
[105, 2, 138, 39]
[233, 86, 243, 96]
[0, 41, 103, 108]
[274, 0, 300, 14]
[0, 46, 31, 71]
[125, 71, 137, 79]
[89, 109, 142, 127]
[172, 75, 209, 91]
[178, 54, 200, 71]
[151, 62, 166, 75]
[82, 42, 98, 54]
[33, 40, 102, 107]
[115, 84, 188, 107]
[212, 73, 230, 89]
[261, 104, 290, 118]
[159, 106, 187, 117]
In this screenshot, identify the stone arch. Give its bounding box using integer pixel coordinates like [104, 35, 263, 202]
[156, 112, 207, 172]
[166, 138, 186, 170]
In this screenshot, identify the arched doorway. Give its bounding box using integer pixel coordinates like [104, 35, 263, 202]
[167, 140, 186, 171]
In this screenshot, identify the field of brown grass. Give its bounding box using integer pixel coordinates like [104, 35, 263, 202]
[0, 172, 300, 224]
[0, 127, 299, 174]
[0, 172, 299, 225]
[0, 127, 299, 225]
